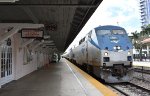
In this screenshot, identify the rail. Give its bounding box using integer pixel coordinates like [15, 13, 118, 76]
[108, 82, 150, 96]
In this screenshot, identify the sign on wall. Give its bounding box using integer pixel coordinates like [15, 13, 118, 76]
[21, 29, 44, 38]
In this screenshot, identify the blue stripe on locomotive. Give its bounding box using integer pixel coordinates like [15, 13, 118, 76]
[89, 25, 133, 51]
[90, 39, 101, 49]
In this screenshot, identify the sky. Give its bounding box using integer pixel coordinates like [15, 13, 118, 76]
[66, 0, 141, 52]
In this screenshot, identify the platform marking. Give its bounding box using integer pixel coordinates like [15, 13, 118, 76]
[65, 61, 89, 96]
[65, 59, 118, 96]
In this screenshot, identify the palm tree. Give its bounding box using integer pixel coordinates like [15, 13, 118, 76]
[138, 24, 150, 60]
[131, 31, 141, 50]
[131, 25, 150, 61]
[141, 24, 150, 37]
[131, 31, 143, 61]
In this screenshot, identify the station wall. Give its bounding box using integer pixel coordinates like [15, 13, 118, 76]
[0, 32, 49, 88]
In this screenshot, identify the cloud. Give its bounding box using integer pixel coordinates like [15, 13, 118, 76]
[91, 0, 141, 32]
[66, 0, 141, 51]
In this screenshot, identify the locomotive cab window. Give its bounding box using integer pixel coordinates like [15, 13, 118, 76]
[96, 30, 111, 35]
[112, 30, 125, 34]
[88, 31, 92, 38]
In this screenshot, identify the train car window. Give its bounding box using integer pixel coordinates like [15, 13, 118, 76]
[79, 37, 85, 45]
[88, 31, 92, 38]
[96, 30, 111, 35]
[82, 37, 85, 42]
[79, 40, 82, 45]
[112, 30, 125, 34]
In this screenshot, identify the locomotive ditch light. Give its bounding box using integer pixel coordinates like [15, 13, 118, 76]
[104, 52, 108, 56]
[128, 51, 131, 55]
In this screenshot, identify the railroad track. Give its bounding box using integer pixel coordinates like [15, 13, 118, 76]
[134, 67, 150, 75]
[133, 77, 150, 84]
[108, 82, 150, 96]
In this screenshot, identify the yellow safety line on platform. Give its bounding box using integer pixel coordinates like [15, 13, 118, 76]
[65, 59, 118, 96]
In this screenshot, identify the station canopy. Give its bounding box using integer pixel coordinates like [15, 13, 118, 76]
[0, 0, 103, 52]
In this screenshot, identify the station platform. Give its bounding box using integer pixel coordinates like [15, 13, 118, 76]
[133, 61, 150, 67]
[0, 58, 117, 96]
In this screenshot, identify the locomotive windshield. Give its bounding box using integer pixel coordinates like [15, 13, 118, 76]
[112, 30, 125, 34]
[96, 30, 111, 35]
[96, 29, 125, 35]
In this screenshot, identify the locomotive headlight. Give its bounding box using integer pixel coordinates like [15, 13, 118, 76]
[113, 46, 117, 50]
[113, 46, 121, 50]
[104, 52, 108, 56]
[117, 46, 121, 50]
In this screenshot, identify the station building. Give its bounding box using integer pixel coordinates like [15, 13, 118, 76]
[0, 24, 49, 88]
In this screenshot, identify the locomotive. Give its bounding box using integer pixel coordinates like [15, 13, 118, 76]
[67, 25, 133, 83]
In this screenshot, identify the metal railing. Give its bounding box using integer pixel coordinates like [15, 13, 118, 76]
[133, 54, 150, 61]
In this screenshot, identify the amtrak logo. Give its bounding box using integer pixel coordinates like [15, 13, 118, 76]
[111, 40, 119, 43]
[110, 36, 119, 43]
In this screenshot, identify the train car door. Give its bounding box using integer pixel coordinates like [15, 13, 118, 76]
[0, 41, 13, 85]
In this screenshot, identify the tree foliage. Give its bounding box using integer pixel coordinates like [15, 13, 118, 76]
[132, 24, 150, 46]
[131, 31, 141, 50]
[141, 24, 150, 37]
[131, 24, 150, 60]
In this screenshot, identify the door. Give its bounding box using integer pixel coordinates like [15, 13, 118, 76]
[0, 44, 13, 85]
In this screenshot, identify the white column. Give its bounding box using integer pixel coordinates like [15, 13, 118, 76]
[147, 46, 149, 54]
